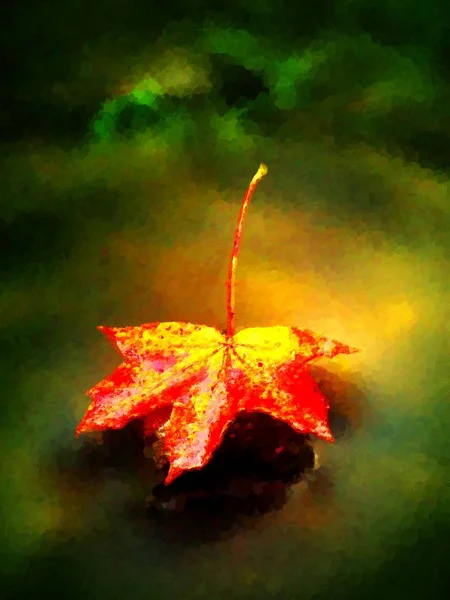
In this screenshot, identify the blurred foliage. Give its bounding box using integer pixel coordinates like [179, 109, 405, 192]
[1, 1, 450, 600]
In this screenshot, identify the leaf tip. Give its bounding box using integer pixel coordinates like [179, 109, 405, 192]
[322, 430, 335, 443]
[327, 339, 360, 359]
[317, 422, 335, 443]
[165, 464, 183, 486]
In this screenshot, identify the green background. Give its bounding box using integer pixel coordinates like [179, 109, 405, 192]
[1, 1, 449, 598]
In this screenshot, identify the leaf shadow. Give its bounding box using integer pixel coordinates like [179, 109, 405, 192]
[142, 413, 317, 545]
[310, 364, 372, 441]
[53, 366, 369, 547]
[140, 367, 370, 546]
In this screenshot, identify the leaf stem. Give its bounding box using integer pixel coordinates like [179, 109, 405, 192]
[226, 163, 268, 338]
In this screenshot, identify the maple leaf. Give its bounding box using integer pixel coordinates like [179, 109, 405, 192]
[76, 164, 358, 484]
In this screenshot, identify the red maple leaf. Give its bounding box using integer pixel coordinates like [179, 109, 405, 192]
[76, 164, 358, 484]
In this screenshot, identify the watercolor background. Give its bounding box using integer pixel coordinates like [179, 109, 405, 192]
[2, 2, 449, 598]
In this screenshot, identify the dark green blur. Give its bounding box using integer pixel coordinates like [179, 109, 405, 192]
[1, 1, 449, 599]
